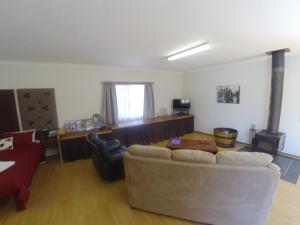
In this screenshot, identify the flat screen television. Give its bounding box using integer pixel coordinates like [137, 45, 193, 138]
[173, 99, 190, 109]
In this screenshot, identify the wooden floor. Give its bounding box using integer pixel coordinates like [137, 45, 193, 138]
[0, 132, 299, 225]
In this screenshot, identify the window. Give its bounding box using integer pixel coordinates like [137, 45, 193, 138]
[116, 84, 145, 121]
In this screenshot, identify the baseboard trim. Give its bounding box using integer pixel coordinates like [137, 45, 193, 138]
[278, 152, 300, 160]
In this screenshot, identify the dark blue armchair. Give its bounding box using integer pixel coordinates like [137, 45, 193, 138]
[86, 133, 126, 181]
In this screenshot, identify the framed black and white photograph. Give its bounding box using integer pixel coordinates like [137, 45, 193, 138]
[65, 121, 72, 133]
[76, 120, 83, 132]
[217, 85, 240, 104]
[69, 120, 77, 132]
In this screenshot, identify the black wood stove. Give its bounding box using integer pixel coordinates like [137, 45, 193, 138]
[252, 49, 289, 157]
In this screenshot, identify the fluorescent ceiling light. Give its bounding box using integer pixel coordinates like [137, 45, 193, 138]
[167, 42, 211, 61]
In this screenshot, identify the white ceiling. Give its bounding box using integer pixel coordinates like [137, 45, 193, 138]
[0, 0, 300, 72]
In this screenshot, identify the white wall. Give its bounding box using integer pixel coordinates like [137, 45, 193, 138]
[183, 55, 300, 156]
[2, 55, 300, 156]
[0, 61, 183, 127]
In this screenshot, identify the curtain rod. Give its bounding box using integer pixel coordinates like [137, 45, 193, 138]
[102, 81, 153, 85]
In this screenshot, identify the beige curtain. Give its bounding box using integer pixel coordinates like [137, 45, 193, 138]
[143, 83, 155, 119]
[102, 82, 119, 124]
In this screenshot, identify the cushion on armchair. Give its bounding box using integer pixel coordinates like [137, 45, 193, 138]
[105, 139, 121, 150]
[102, 145, 125, 161]
[88, 133, 105, 148]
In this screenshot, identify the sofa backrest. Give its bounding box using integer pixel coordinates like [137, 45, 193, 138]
[127, 145, 279, 171]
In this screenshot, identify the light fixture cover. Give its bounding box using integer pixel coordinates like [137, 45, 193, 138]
[168, 42, 211, 61]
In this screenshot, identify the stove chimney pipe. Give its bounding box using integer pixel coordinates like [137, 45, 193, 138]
[266, 48, 289, 134]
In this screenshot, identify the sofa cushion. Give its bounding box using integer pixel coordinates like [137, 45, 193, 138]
[128, 145, 171, 159]
[217, 151, 273, 167]
[172, 149, 216, 164]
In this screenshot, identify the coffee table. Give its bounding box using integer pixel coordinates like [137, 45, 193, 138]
[167, 138, 218, 154]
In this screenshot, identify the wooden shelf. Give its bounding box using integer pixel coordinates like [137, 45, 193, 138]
[110, 115, 194, 130]
[58, 115, 193, 141]
[58, 128, 112, 141]
[57, 114, 194, 163]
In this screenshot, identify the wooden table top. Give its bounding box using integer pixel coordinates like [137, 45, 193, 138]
[58, 115, 194, 141]
[58, 128, 112, 141]
[167, 138, 218, 154]
[110, 114, 194, 130]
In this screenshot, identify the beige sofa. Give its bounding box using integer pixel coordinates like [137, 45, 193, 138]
[124, 145, 281, 225]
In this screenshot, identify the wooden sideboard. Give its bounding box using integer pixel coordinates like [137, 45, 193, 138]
[57, 115, 194, 162]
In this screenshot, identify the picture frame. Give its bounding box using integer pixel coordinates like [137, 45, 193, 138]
[76, 120, 83, 132]
[65, 120, 72, 133]
[83, 119, 94, 131]
[69, 120, 77, 132]
[93, 114, 103, 129]
[217, 85, 240, 104]
[81, 120, 87, 131]
[65, 116, 100, 133]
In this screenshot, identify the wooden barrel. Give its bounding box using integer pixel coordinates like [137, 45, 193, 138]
[214, 128, 238, 148]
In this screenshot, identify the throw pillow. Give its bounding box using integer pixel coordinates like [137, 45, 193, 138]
[1, 130, 37, 146]
[0, 137, 14, 151]
[172, 149, 216, 164]
[216, 151, 273, 167]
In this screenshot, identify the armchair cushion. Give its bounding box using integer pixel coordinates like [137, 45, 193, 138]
[88, 133, 105, 148]
[102, 145, 125, 161]
[104, 139, 121, 151]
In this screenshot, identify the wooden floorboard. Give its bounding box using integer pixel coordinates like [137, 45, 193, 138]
[0, 132, 299, 225]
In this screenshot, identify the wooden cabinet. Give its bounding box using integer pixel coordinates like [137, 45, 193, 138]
[58, 115, 194, 163]
[57, 130, 112, 163]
